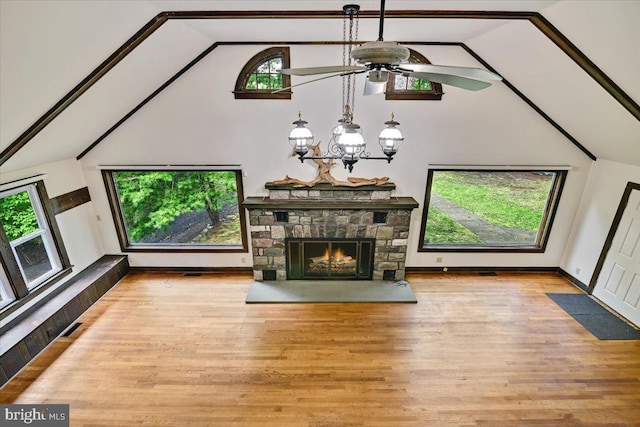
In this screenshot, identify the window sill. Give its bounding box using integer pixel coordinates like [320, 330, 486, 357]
[120, 244, 248, 253]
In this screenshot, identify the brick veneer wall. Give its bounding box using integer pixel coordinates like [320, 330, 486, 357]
[242, 183, 418, 281]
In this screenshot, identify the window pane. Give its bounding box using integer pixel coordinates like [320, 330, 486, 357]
[394, 75, 409, 90]
[0, 190, 39, 241]
[256, 61, 270, 73]
[417, 79, 432, 90]
[14, 234, 53, 283]
[423, 171, 559, 248]
[256, 74, 270, 89]
[269, 58, 282, 73]
[112, 171, 243, 246]
[246, 74, 257, 89]
[271, 73, 283, 89]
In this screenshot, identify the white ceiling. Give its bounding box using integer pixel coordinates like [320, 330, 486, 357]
[1, 0, 638, 172]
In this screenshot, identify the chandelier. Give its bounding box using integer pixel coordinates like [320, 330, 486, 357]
[287, 3, 404, 173]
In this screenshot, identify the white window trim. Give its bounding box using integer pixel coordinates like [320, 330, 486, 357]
[1, 184, 62, 289]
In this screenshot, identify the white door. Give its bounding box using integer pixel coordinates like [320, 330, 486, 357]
[593, 189, 640, 327]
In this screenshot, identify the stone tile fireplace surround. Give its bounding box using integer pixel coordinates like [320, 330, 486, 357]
[242, 182, 418, 281]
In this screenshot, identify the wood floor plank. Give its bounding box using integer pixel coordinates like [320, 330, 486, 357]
[1, 272, 639, 426]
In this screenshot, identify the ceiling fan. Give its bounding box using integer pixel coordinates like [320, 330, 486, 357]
[278, 0, 503, 95]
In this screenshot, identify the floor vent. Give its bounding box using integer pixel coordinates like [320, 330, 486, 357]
[183, 272, 202, 276]
[479, 271, 497, 276]
[63, 322, 83, 337]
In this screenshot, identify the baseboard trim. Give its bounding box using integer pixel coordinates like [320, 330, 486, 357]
[406, 266, 559, 274]
[129, 266, 253, 274]
[557, 268, 589, 292]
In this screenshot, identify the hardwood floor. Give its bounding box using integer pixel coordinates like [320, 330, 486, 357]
[1, 272, 639, 426]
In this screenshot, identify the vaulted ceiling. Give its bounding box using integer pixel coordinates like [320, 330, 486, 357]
[1, 0, 638, 173]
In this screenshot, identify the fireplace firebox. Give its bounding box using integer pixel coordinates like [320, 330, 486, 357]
[287, 238, 374, 280]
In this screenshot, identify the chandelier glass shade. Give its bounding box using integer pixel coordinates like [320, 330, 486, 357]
[378, 114, 404, 157]
[288, 114, 314, 157]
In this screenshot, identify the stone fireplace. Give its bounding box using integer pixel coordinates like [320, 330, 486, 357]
[242, 182, 418, 281]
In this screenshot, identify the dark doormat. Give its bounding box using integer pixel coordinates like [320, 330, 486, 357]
[246, 280, 417, 303]
[547, 293, 640, 340]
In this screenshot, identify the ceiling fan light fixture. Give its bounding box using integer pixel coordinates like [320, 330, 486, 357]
[368, 70, 389, 83]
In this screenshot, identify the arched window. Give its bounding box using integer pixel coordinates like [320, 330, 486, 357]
[234, 47, 291, 99]
[386, 49, 443, 101]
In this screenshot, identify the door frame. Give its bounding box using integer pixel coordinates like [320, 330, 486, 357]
[588, 181, 640, 294]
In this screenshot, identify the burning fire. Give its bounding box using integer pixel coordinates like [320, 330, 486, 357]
[319, 247, 348, 261]
[307, 245, 357, 274]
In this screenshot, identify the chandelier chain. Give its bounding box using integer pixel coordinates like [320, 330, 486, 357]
[341, 7, 359, 122]
[350, 12, 359, 120]
[342, 14, 347, 112]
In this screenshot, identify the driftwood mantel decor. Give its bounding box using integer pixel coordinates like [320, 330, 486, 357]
[273, 143, 390, 188]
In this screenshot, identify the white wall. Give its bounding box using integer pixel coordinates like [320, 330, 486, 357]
[81, 41, 593, 268]
[0, 1, 635, 273]
[0, 158, 105, 276]
[561, 160, 640, 284]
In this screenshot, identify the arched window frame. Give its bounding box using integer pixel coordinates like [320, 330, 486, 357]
[386, 49, 443, 101]
[234, 47, 291, 99]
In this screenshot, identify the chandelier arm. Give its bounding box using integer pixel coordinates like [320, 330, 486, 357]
[298, 155, 393, 161]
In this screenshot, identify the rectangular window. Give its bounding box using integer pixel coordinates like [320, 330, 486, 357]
[0, 184, 63, 289]
[419, 169, 566, 252]
[103, 169, 248, 252]
[0, 180, 71, 310]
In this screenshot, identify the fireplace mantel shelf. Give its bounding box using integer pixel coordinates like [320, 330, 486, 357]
[241, 197, 418, 210]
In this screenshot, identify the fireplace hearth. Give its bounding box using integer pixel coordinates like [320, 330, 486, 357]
[242, 182, 418, 281]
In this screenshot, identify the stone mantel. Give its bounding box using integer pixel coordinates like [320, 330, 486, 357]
[242, 181, 418, 281]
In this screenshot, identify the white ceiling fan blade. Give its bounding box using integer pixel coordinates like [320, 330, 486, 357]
[272, 71, 363, 94]
[363, 78, 386, 96]
[279, 65, 365, 76]
[408, 72, 493, 91]
[402, 64, 502, 82]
